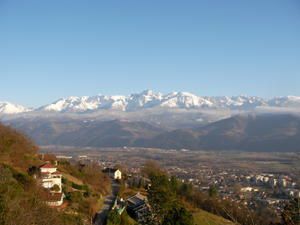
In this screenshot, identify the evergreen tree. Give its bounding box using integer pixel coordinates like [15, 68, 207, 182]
[145, 163, 194, 225]
[107, 209, 121, 225]
[162, 203, 193, 225]
[208, 185, 218, 198]
[282, 198, 300, 225]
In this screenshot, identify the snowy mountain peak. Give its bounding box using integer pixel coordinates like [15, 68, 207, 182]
[0, 102, 31, 114]
[161, 91, 213, 108]
[140, 89, 155, 96]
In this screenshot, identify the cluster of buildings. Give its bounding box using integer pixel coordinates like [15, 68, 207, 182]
[166, 166, 300, 215]
[251, 174, 295, 188]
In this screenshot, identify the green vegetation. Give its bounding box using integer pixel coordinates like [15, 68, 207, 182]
[140, 160, 267, 225]
[0, 123, 84, 225]
[208, 185, 218, 198]
[107, 209, 137, 225]
[58, 160, 110, 194]
[107, 209, 122, 225]
[143, 161, 194, 225]
[142, 161, 297, 225]
[58, 161, 111, 223]
[51, 184, 61, 192]
[121, 210, 137, 225]
[282, 198, 300, 225]
[0, 166, 84, 225]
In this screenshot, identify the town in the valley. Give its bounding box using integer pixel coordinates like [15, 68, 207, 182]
[40, 146, 300, 224]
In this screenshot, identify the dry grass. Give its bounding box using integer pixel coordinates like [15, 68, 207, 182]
[193, 209, 236, 225]
[62, 172, 83, 185]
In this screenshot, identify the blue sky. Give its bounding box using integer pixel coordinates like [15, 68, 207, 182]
[0, 0, 300, 107]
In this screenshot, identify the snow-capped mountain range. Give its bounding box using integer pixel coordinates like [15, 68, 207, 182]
[1, 90, 300, 114]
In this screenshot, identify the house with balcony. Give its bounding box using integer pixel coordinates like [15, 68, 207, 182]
[39, 163, 64, 207]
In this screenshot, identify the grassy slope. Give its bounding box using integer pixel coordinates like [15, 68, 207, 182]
[62, 172, 83, 185]
[193, 209, 236, 225]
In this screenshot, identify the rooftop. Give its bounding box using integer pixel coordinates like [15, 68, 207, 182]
[40, 163, 56, 169]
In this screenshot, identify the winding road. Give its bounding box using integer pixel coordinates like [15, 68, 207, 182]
[94, 180, 120, 225]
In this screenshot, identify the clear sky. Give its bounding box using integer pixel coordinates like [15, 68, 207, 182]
[0, 0, 300, 107]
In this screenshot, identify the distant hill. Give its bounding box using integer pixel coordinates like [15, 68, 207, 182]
[8, 118, 164, 147]
[5, 114, 300, 152]
[141, 114, 300, 152]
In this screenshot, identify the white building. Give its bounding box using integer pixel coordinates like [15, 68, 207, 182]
[40, 163, 64, 206]
[280, 178, 287, 187]
[104, 168, 122, 180]
[114, 169, 122, 180]
[270, 178, 278, 187]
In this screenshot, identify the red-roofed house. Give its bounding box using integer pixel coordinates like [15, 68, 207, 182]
[40, 163, 57, 174]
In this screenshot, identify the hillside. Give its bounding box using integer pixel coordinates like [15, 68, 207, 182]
[0, 123, 79, 225]
[193, 209, 236, 225]
[0, 123, 110, 225]
[7, 118, 164, 147]
[0, 123, 38, 170]
[144, 114, 300, 151]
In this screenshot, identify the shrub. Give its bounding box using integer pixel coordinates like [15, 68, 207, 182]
[107, 209, 121, 225]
